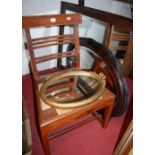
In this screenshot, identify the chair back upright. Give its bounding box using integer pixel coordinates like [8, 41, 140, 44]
[22, 14, 82, 82]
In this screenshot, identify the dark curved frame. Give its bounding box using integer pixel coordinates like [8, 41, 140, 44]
[67, 38, 128, 116]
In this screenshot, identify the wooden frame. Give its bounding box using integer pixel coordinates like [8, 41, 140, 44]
[22, 98, 32, 155]
[113, 120, 133, 155]
[58, 1, 133, 76]
[114, 94, 133, 153]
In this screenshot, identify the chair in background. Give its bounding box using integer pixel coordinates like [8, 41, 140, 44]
[105, 25, 132, 76]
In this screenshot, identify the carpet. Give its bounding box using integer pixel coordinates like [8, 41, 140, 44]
[22, 75, 132, 155]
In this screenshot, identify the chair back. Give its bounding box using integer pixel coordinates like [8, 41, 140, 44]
[22, 14, 82, 82]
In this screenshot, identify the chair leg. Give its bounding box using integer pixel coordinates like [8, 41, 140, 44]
[40, 127, 51, 155]
[102, 104, 114, 128]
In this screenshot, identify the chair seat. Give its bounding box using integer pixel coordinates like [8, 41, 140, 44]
[37, 80, 114, 129]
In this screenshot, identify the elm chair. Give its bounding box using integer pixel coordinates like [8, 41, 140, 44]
[22, 14, 115, 155]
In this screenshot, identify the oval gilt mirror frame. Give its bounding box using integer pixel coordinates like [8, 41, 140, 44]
[40, 69, 106, 109]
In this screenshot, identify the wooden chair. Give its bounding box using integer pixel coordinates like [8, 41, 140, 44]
[105, 25, 133, 76]
[22, 14, 115, 155]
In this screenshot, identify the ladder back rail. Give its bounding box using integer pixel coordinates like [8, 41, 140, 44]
[33, 40, 75, 49]
[32, 37, 75, 46]
[32, 34, 75, 42]
[35, 51, 77, 64]
[111, 34, 130, 41]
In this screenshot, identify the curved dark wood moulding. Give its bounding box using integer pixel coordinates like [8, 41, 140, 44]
[67, 38, 128, 116]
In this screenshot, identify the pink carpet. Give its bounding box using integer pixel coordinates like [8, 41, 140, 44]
[22, 75, 132, 155]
